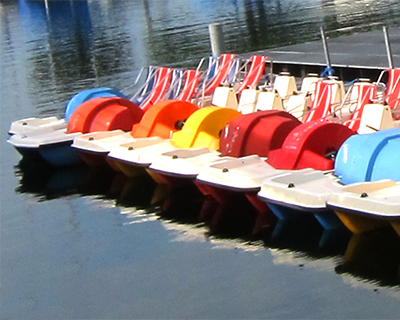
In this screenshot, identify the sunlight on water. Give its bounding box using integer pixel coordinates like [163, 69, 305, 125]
[120, 207, 161, 225]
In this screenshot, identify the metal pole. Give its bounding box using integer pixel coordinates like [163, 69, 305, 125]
[208, 23, 225, 57]
[320, 26, 331, 68]
[383, 25, 394, 69]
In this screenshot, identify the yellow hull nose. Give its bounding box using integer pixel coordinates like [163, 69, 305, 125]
[335, 211, 391, 234]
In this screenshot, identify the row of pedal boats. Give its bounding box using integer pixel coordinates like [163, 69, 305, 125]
[7, 53, 400, 238]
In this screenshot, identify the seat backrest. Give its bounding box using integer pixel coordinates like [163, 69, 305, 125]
[236, 88, 260, 114]
[130, 65, 158, 105]
[285, 92, 312, 121]
[202, 53, 237, 96]
[299, 75, 319, 106]
[139, 67, 173, 112]
[178, 69, 201, 102]
[385, 68, 400, 110]
[300, 75, 319, 93]
[165, 69, 184, 100]
[255, 90, 284, 112]
[273, 73, 297, 98]
[197, 56, 218, 83]
[235, 55, 267, 94]
[345, 82, 377, 132]
[357, 103, 395, 134]
[304, 80, 336, 122]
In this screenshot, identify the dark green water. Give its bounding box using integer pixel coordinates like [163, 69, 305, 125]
[1, 0, 400, 318]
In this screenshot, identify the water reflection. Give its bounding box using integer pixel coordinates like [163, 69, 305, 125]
[198, 193, 260, 238]
[336, 231, 400, 288]
[14, 0, 141, 114]
[14, 162, 400, 290]
[116, 174, 159, 209]
[264, 216, 352, 259]
[6, 0, 400, 117]
[14, 160, 118, 201]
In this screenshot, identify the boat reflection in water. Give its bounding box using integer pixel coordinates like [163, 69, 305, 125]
[336, 230, 400, 288]
[264, 215, 352, 259]
[14, 163, 400, 290]
[116, 174, 160, 209]
[14, 159, 119, 201]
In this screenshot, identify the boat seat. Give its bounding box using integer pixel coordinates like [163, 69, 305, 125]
[273, 73, 297, 99]
[357, 103, 396, 134]
[202, 53, 238, 96]
[300, 75, 319, 93]
[177, 69, 201, 102]
[303, 79, 344, 123]
[236, 88, 261, 114]
[234, 55, 267, 94]
[210, 55, 269, 111]
[211, 86, 239, 109]
[285, 92, 312, 121]
[254, 90, 284, 112]
[165, 69, 185, 100]
[340, 81, 378, 132]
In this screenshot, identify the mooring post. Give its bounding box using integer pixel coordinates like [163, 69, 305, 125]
[208, 23, 225, 57]
[383, 26, 394, 69]
[320, 26, 332, 68]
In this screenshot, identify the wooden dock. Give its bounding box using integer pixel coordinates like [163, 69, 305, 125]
[241, 27, 400, 81]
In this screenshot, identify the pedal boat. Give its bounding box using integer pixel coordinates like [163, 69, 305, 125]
[7, 87, 127, 136]
[199, 119, 354, 228]
[254, 73, 400, 227]
[7, 97, 144, 166]
[258, 127, 400, 230]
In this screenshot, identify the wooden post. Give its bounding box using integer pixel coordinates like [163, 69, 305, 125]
[208, 23, 225, 57]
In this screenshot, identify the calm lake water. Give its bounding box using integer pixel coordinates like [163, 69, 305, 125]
[1, 0, 400, 319]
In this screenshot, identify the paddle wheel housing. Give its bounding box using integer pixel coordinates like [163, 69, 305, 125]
[335, 128, 400, 184]
[219, 110, 301, 157]
[171, 106, 241, 150]
[130, 100, 199, 138]
[67, 97, 144, 134]
[64, 87, 126, 122]
[267, 120, 355, 170]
